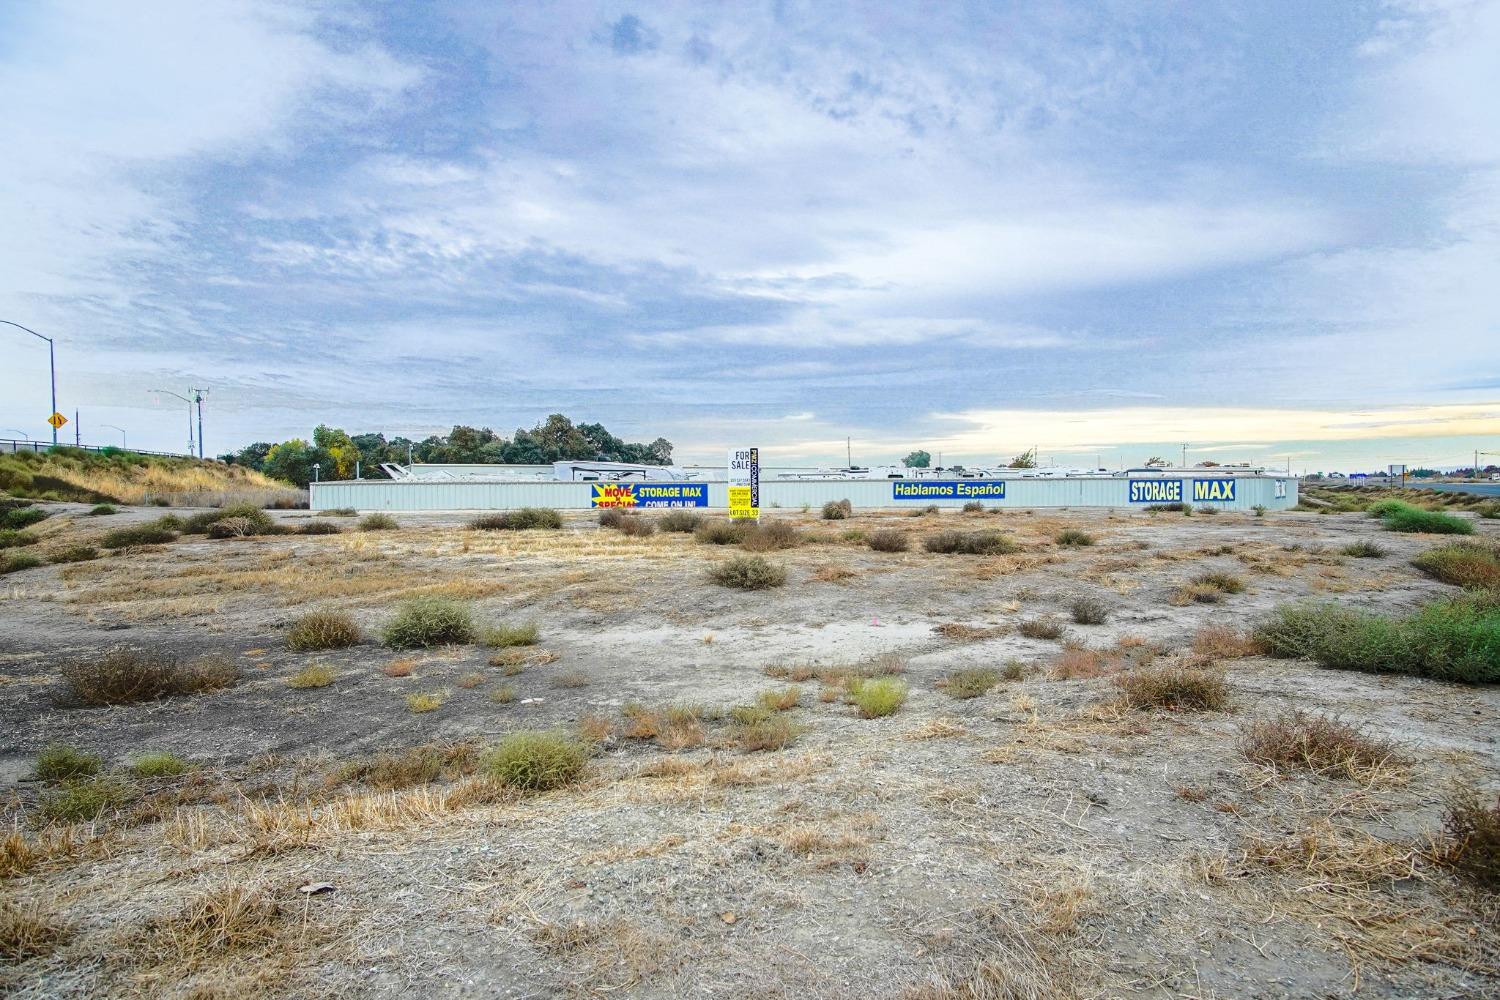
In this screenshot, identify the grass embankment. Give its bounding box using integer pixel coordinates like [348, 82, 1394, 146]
[0, 447, 297, 506]
[1299, 484, 1499, 519]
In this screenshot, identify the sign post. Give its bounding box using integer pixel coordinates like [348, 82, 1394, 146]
[1388, 463, 1406, 488]
[728, 446, 760, 520]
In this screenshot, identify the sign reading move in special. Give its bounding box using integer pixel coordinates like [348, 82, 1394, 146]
[892, 480, 1006, 501]
[591, 483, 708, 508]
[727, 446, 760, 519]
[1192, 478, 1236, 502]
[1128, 479, 1183, 504]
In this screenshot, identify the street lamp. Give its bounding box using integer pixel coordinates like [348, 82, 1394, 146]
[149, 389, 196, 456]
[100, 424, 127, 449]
[0, 320, 58, 446]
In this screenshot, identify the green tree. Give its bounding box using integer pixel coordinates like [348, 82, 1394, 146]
[1008, 447, 1038, 469]
[312, 425, 360, 479]
[902, 450, 931, 468]
[263, 439, 332, 487]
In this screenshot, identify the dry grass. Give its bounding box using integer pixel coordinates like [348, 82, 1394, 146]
[933, 622, 1002, 641]
[708, 554, 786, 590]
[405, 691, 445, 713]
[1, 899, 71, 963]
[60, 648, 238, 705]
[482, 730, 588, 790]
[1017, 617, 1065, 641]
[1440, 782, 1500, 888]
[1047, 646, 1124, 680]
[136, 880, 285, 964]
[868, 529, 909, 552]
[286, 663, 335, 689]
[1191, 625, 1262, 660]
[1242, 709, 1407, 782]
[1115, 665, 1229, 711]
[1068, 595, 1109, 625]
[938, 667, 1001, 699]
[383, 658, 416, 677]
[622, 703, 709, 750]
[812, 563, 857, 583]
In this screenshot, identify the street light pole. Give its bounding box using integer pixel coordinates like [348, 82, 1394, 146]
[0, 320, 58, 446]
[150, 389, 195, 456]
[189, 387, 209, 459]
[100, 424, 127, 448]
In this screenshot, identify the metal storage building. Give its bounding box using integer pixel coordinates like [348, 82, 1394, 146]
[311, 471, 1296, 513]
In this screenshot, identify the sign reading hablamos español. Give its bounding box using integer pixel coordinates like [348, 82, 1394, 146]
[591, 483, 708, 508]
[892, 480, 1006, 500]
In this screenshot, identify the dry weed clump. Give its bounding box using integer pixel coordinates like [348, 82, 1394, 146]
[483, 730, 588, 790]
[286, 663, 335, 689]
[130, 752, 190, 778]
[622, 703, 709, 750]
[405, 691, 445, 713]
[1171, 570, 1247, 605]
[822, 498, 853, 520]
[849, 676, 908, 717]
[730, 713, 806, 751]
[1115, 665, 1228, 711]
[0, 899, 71, 963]
[1047, 646, 1124, 680]
[471, 507, 562, 530]
[812, 563, 856, 583]
[382, 596, 474, 648]
[1241, 709, 1407, 781]
[1191, 625, 1262, 661]
[1068, 595, 1110, 625]
[1439, 783, 1500, 888]
[358, 513, 398, 531]
[867, 528, 909, 552]
[1411, 540, 1500, 590]
[924, 530, 1018, 555]
[137, 881, 285, 963]
[708, 555, 786, 590]
[60, 648, 238, 705]
[694, 519, 752, 545]
[286, 609, 361, 651]
[1055, 528, 1094, 547]
[1018, 617, 1066, 641]
[38, 776, 134, 823]
[740, 520, 802, 551]
[480, 621, 539, 647]
[34, 744, 101, 781]
[938, 667, 1001, 699]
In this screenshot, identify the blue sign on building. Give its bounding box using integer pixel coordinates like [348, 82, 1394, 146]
[1128, 479, 1183, 504]
[1192, 479, 1236, 502]
[592, 483, 708, 508]
[892, 480, 1006, 501]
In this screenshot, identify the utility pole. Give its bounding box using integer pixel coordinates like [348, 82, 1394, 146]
[190, 388, 208, 459]
[150, 389, 196, 456]
[1, 320, 58, 446]
[1181, 443, 1188, 468]
[74, 409, 80, 446]
[846, 437, 852, 468]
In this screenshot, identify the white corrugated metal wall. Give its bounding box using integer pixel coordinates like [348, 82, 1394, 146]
[311, 475, 1297, 512]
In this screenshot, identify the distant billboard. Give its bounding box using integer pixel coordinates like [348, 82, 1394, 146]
[892, 480, 1006, 500]
[1129, 479, 1183, 504]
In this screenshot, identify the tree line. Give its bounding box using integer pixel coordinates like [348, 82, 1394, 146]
[221, 414, 673, 487]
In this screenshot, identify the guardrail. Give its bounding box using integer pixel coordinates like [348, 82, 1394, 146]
[0, 439, 186, 458]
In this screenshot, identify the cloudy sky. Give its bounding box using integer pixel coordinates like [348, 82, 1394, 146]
[1, 1, 1497, 471]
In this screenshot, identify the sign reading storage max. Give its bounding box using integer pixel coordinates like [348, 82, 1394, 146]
[892, 480, 1006, 500]
[591, 483, 707, 508]
[1192, 479, 1236, 502]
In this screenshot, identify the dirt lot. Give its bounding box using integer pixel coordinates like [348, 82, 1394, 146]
[2, 502, 1497, 998]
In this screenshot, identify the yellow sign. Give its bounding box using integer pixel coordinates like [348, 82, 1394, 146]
[47, 412, 68, 429]
[728, 485, 758, 519]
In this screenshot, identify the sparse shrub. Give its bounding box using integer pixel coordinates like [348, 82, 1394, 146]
[0, 900, 70, 962]
[867, 529, 909, 553]
[1017, 617, 1065, 641]
[337, 743, 477, 788]
[822, 499, 853, 520]
[59, 648, 238, 705]
[358, 513, 398, 531]
[472, 507, 562, 531]
[325, 507, 358, 517]
[1252, 504, 1267, 517]
[1197, 505, 1219, 516]
[1055, 529, 1094, 547]
[186, 503, 274, 537]
[0, 507, 48, 529]
[130, 752, 189, 778]
[1192, 571, 1245, 594]
[383, 596, 474, 648]
[1000, 659, 1027, 681]
[383, 658, 415, 678]
[1191, 625, 1262, 660]
[1477, 501, 1500, 519]
[1241, 709, 1404, 779]
[0, 529, 38, 549]
[552, 670, 590, 688]
[457, 672, 485, 689]
[1370, 500, 1474, 535]
[695, 519, 751, 545]
[1441, 783, 1500, 888]
[849, 676, 907, 717]
[740, 520, 801, 551]
[481, 622, 539, 648]
[1116, 666, 1228, 711]
[287, 663, 336, 689]
[1048, 646, 1124, 679]
[658, 510, 702, 532]
[619, 516, 656, 538]
[1255, 596, 1500, 683]
[483, 730, 587, 790]
[1069, 595, 1110, 625]
[909, 504, 941, 517]
[100, 523, 178, 548]
[297, 520, 343, 535]
[1340, 540, 1387, 558]
[206, 516, 256, 539]
[88, 504, 117, 516]
[923, 530, 1017, 555]
[709, 555, 786, 590]
[597, 508, 629, 529]
[941, 668, 1000, 700]
[490, 684, 517, 704]
[1, 551, 43, 574]
[35, 744, 101, 781]
[961, 501, 985, 513]
[1145, 502, 1187, 513]
[287, 609, 362, 651]
[1411, 541, 1500, 590]
[38, 776, 132, 823]
[757, 687, 801, 711]
[50, 544, 98, 563]
[731, 714, 805, 751]
[406, 691, 445, 713]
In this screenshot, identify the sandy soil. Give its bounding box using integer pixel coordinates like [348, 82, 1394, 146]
[2, 503, 1497, 999]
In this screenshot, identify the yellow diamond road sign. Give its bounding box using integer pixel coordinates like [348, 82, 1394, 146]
[47, 412, 68, 429]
